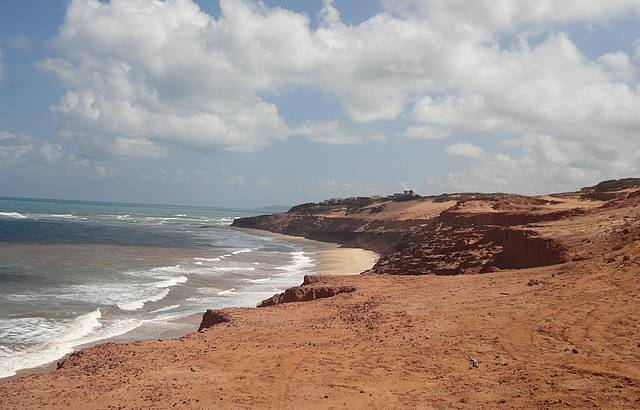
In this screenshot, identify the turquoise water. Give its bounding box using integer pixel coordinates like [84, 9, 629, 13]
[0, 197, 315, 378]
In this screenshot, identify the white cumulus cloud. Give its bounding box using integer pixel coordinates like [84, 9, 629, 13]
[446, 143, 487, 160]
[446, 135, 640, 194]
[0, 131, 65, 165]
[39, 0, 640, 192]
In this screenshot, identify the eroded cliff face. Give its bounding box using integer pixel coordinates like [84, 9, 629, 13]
[369, 225, 568, 276]
[198, 310, 231, 332]
[232, 213, 405, 255]
[482, 227, 567, 270]
[257, 275, 356, 307]
[233, 179, 640, 277]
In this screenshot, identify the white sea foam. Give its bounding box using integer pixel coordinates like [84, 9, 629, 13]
[244, 277, 272, 283]
[154, 275, 188, 288]
[186, 290, 279, 308]
[194, 257, 221, 262]
[115, 275, 187, 311]
[45, 213, 90, 221]
[0, 309, 142, 379]
[195, 287, 223, 295]
[117, 289, 170, 311]
[8, 275, 188, 312]
[13, 213, 90, 221]
[34, 213, 77, 219]
[0, 211, 27, 219]
[231, 248, 253, 255]
[212, 266, 256, 272]
[184, 250, 315, 309]
[124, 264, 186, 277]
[150, 265, 186, 274]
[128, 215, 233, 226]
[210, 217, 234, 226]
[148, 311, 195, 323]
[148, 304, 181, 314]
[275, 251, 315, 277]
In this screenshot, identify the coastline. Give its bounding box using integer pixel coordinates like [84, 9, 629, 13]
[3, 313, 204, 383]
[6, 258, 639, 408]
[2, 182, 640, 408]
[0, 227, 378, 384]
[232, 227, 379, 276]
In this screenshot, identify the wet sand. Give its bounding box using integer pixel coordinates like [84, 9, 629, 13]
[312, 246, 379, 275]
[234, 227, 379, 276]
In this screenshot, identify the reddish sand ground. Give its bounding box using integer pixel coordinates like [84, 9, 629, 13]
[1, 180, 640, 409]
[2, 259, 639, 409]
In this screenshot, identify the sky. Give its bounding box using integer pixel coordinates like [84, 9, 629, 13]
[0, 0, 639, 208]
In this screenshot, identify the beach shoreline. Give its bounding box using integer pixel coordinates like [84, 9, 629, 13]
[0, 228, 378, 384]
[2, 182, 640, 408]
[232, 227, 379, 276]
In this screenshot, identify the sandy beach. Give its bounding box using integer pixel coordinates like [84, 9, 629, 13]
[234, 227, 379, 276]
[312, 246, 378, 275]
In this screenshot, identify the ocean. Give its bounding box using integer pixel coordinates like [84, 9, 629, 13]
[0, 197, 315, 379]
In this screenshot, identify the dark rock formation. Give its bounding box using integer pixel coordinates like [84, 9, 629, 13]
[198, 310, 231, 332]
[232, 213, 405, 255]
[258, 284, 356, 307]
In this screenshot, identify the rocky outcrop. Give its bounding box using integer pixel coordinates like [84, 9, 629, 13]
[591, 178, 640, 192]
[439, 209, 583, 228]
[198, 309, 231, 332]
[258, 282, 356, 307]
[581, 178, 640, 201]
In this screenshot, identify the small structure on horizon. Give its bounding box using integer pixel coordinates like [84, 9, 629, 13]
[393, 190, 415, 198]
[318, 196, 377, 207]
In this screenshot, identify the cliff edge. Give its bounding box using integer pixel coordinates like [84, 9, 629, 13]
[233, 178, 640, 276]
